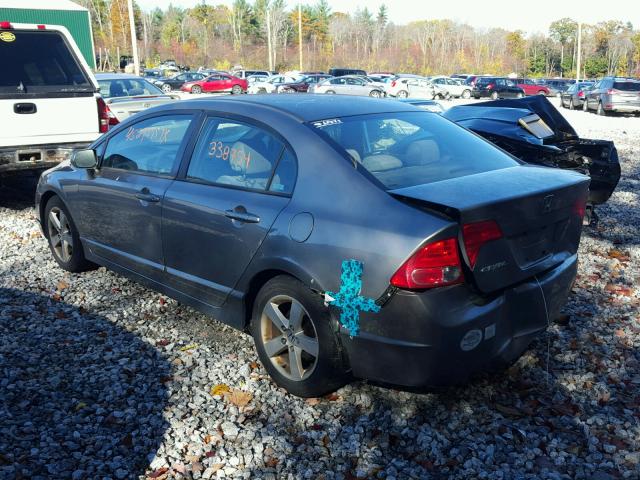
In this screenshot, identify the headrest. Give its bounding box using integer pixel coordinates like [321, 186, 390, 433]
[230, 141, 272, 175]
[362, 154, 402, 171]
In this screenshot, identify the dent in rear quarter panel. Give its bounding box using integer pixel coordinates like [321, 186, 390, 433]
[235, 121, 457, 333]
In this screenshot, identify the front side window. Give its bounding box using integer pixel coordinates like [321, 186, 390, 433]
[187, 118, 294, 193]
[102, 115, 193, 175]
[310, 112, 518, 190]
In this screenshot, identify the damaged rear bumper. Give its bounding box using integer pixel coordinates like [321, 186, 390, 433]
[341, 254, 577, 388]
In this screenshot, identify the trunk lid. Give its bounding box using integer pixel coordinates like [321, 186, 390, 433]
[391, 165, 589, 294]
[106, 95, 177, 121]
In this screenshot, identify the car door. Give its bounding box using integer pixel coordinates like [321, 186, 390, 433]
[72, 113, 196, 280]
[408, 80, 430, 99]
[346, 77, 365, 95]
[162, 116, 297, 307]
[332, 77, 348, 94]
[171, 73, 187, 89]
[587, 81, 601, 108]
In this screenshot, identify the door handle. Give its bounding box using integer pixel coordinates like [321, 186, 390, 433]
[14, 103, 37, 114]
[224, 209, 260, 223]
[135, 188, 160, 203]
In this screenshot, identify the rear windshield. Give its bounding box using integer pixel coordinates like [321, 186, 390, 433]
[613, 81, 640, 92]
[0, 30, 93, 96]
[310, 112, 519, 189]
[98, 78, 163, 98]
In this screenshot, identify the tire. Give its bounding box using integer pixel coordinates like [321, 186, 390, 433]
[537, 90, 546, 95]
[232, 85, 242, 95]
[583, 99, 589, 112]
[461, 89, 471, 99]
[44, 196, 96, 273]
[597, 102, 607, 116]
[191, 85, 202, 94]
[325, 90, 336, 94]
[369, 90, 382, 98]
[491, 91, 499, 100]
[569, 98, 575, 110]
[516, 92, 524, 99]
[251, 276, 349, 397]
[396, 90, 408, 98]
[161, 83, 172, 93]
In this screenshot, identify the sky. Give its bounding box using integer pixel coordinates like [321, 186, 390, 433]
[135, 0, 640, 35]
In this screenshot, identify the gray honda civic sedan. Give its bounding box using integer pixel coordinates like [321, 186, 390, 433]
[35, 95, 589, 397]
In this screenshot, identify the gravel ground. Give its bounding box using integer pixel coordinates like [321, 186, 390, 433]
[1, 99, 639, 480]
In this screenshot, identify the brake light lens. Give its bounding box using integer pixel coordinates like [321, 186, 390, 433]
[574, 197, 587, 221]
[0, 21, 12, 29]
[390, 238, 463, 289]
[486, 83, 494, 90]
[391, 80, 396, 87]
[462, 220, 503, 268]
[607, 89, 620, 95]
[578, 91, 584, 97]
[96, 97, 118, 133]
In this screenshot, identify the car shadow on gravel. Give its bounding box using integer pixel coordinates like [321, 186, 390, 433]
[0, 172, 40, 211]
[0, 288, 171, 479]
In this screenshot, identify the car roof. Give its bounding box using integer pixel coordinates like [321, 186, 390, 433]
[166, 95, 419, 122]
[95, 73, 147, 80]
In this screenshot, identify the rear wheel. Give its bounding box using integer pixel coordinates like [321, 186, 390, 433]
[161, 83, 172, 93]
[397, 90, 408, 98]
[461, 89, 471, 99]
[537, 90, 546, 95]
[325, 90, 336, 94]
[583, 99, 589, 112]
[191, 85, 202, 94]
[516, 92, 524, 99]
[231, 85, 243, 95]
[569, 98, 575, 110]
[251, 276, 349, 397]
[44, 196, 96, 273]
[491, 91, 499, 100]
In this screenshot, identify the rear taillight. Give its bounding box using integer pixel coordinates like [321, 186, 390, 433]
[391, 81, 396, 87]
[0, 21, 12, 29]
[96, 97, 118, 133]
[390, 238, 464, 290]
[607, 89, 620, 95]
[37, 24, 46, 30]
[578, 91, 584, 97]
[486, 83, 494, 90]
[462, 220, 503, 268]
[574, 197, 587, 221]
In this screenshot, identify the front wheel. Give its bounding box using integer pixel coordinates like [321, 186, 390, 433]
[515, 92, 524, 99]
[461, 89, 471, 99]
[569, 98, 575, 110]
[44, 196, 96, 273]
[396, 90, 408, 98]
[191, 85, 202, 94]
[161, 83, 172, 93]
[251, 276, 349, 397]
[325, 90, 336, 94]
[583, 99, 589, 112]
[369, 89, 382, 98]
[491, 91, 499, 100]
[597, 102, 608, 116]
[232, 85, 243, 95]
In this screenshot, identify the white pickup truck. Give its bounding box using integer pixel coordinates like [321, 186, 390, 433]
[0, 21, 109, 177]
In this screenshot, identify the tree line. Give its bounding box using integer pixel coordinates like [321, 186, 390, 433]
[78, 0, 640, 78]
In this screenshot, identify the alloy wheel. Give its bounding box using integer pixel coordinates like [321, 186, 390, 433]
[192, 85, 202, 94]
[47, 207, 73, 263]
[162, 83, 172, 93]
[260, 295, 319, 382]
[397, 90, 408, 98]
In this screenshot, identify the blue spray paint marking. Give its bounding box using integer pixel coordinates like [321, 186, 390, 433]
[326, 260, 380, 337]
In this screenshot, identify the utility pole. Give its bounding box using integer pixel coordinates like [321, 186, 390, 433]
[576, 22, 582, 82]
[266, 8, 273, 71]
[298, 4, 303, 71]
[127, 0, 140, 76]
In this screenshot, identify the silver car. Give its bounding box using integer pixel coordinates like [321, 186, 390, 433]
[313, 75, 385, 97]
[584, 77, 640, 115]
[96, 73, 178, 122]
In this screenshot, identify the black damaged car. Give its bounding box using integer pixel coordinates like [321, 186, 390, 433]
[443, 96, 621, 220]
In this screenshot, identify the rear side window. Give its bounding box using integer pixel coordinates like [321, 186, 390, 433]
[310, 112, 518, 190]
[102, 115, 193, 175]
[0, 30, 92, 96]
[613, 81, 640, 92]
[98, 78, 162, 98]
[187, 118, 294, 193]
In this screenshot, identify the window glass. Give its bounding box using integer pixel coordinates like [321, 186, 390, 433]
[187, 118, 286, 191]
[0, 30, 93, 95]
[269, 149, 297, 194]
[310, 112, 518, 190]
[613, 81, 640, 92]
[98, 78, 163, 98]
[102, 115, 193, 174]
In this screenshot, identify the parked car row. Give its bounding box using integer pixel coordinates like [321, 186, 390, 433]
[559, 77, 640, 116]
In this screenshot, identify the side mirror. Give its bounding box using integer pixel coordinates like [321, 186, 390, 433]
[71, 149, 98, 169]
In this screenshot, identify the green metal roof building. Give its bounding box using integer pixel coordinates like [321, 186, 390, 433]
[0, 0, 95, 68]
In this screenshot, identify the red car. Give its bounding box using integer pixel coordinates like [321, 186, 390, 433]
[514, 78, 550, 96]
[181, 73, 247, 94]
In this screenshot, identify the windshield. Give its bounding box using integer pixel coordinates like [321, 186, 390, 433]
[0, 30, 93, 96]
[310, 112, 518, 189]
[98, 78, 163, 98]
[613, 81, 640, 92]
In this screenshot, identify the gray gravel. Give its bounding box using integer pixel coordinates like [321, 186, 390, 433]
[1, 100, 639, 479]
